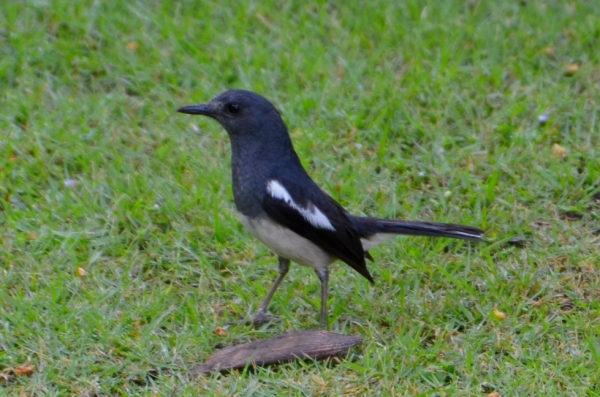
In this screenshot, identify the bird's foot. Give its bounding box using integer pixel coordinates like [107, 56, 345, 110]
[226, 309, 280, 328]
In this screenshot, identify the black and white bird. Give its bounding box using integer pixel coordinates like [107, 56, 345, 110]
[177, 90, 484, 329]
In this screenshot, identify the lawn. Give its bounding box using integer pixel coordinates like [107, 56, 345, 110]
[1, 0, 599, 395]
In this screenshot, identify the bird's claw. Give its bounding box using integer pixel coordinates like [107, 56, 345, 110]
[225, 310, 280, 328]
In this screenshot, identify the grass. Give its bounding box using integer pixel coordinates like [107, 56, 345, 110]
[1, 0, 599, 395]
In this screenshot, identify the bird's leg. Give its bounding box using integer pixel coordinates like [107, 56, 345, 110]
[237, 257, 289, 327]
[315, 269, 329, 330]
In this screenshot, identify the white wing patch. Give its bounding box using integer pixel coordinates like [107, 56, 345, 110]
[267, 180, 336, 231]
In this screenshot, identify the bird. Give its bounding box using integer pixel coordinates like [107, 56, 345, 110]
[177, 90, 484, 330]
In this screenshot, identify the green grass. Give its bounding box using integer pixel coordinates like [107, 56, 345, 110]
[1, 0, 599, 395]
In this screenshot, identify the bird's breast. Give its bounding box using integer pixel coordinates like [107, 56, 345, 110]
[238, 214, 334, 270]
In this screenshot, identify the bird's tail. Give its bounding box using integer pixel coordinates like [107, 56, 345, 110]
[351, 216, 484, 249]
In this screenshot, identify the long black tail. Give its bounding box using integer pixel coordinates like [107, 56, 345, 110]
[351, 216, 485, 243]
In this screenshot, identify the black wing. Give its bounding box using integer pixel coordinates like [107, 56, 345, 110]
[262, 178, 374, 283]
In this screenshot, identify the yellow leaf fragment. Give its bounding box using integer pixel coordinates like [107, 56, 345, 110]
[565, 63, 579, 76]
[126, 41, 139, 51]
[543, 46, 556, 59]
[552, 143, 567, 158]
[493, 306, 507, 321]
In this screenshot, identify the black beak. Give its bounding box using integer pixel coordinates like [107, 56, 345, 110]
[176, 103, 214, 116]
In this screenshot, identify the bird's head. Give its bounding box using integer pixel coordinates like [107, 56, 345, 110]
[177, 90, 286, 140]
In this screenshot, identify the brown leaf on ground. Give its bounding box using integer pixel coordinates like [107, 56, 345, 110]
[214, 327, 228, 337]
[14, 365, 35, 376]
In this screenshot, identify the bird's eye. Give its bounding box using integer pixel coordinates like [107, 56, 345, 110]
[227, 103, 240, 114]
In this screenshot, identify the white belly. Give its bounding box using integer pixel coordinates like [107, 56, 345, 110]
[360, 233, 396, 250]
[239, 214, 334, 271]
